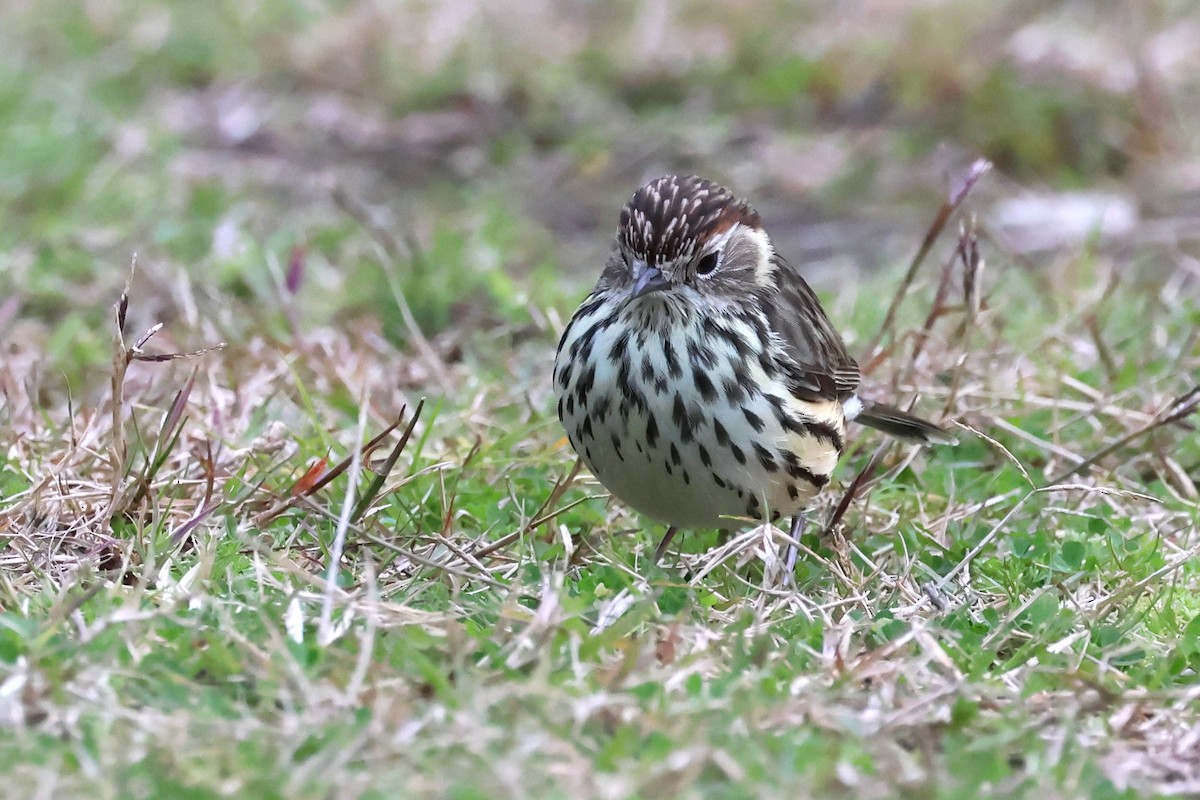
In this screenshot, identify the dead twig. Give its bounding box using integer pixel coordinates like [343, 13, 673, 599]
[864, 158, 992, 366]
[1046, 384, 1200, 485]
[107, 257, 225, 523]
[258, 404, 421, 525]
[353, 399, 426, 524]
[471, 458, 584, 562]
[822, 441, 890, 538]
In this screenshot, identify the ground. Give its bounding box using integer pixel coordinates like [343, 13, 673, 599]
[1, 1, 1199, 798]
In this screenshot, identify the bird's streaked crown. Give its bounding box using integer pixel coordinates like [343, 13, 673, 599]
[618, 175, 762, 266]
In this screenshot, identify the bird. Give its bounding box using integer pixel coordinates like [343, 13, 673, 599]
[553, 174, 954, 562]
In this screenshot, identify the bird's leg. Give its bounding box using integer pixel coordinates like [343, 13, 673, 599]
[653, 526, 679, 562]
[785, 513, 806, 573]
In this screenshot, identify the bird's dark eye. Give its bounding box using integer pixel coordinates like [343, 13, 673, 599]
[695, 252, 719, 276]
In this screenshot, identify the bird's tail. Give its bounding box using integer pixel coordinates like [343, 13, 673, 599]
[853, 401, 957, 446]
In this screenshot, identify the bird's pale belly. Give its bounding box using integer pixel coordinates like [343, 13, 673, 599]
[579, 397, 784, 529]
[555, 300, 845, 529]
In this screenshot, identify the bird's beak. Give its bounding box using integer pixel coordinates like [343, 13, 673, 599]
[629, 261, 670, 300]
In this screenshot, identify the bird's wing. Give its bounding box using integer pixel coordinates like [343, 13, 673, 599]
[760, 253, 861, 403]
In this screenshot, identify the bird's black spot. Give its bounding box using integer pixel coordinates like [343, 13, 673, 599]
[565, 395, 575, 417]
[669, 442, 682, 467]
[739, 310, 768, 344]
[777, 410, 844, 453]
[713, 419, 731, 447]
[706, 319, 751, 359]
[767, 394, 788, 419]
[640, 355, 654, 384]
[713, 474, 726, 489]
[608, 329, 632, 363]
[757, 351, 774, 376]
[654, 377, 668, 395]
[556, 396, 564, 421]
[783, 451, 827, 488]
[593, 395, 610, 422]
[743, 408, 764, 432]
[698, 444, 711, 468]
[646, 415, 659, 449]
[581, 416, 594, 440]
[787, 483, 799, 500]
[687, 338, 717, 369]
[723, 376, 746, 406]
[810, 420, 845, 451]
[779, 413, 805, 436]
[611, 434, 624, 462]
[693, 366, 717, 402]
[575, 364, 596, 401]
[729, 443, 746, 465]
[753, 443, 777, 472]
[573, 296, 605, 321]
[617, 360, 646, 413]
[663, 338, 682, 379]
[682, 469, 690, 484]
[672, 392, 697, 444]
[569, 321, 602, 361]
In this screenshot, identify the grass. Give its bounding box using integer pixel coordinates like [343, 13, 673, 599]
[2, 1, 1199, 798]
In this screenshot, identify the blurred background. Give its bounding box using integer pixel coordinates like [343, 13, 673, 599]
[3, 5, 1200, 795]
[0, 0, 1197, 386]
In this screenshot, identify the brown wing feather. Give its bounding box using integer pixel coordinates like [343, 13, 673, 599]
[856, 402, 958, 445]
[760, 253, 861, 403]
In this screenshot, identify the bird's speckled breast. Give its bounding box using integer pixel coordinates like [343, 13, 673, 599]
[554, 293, 845, 529]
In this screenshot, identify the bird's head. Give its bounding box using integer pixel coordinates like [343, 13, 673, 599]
[600, 175, 777, 308]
